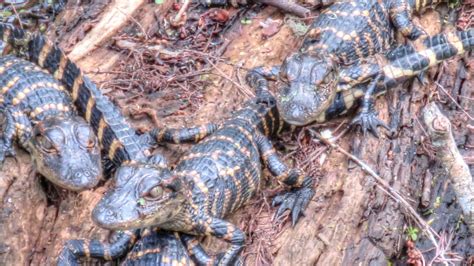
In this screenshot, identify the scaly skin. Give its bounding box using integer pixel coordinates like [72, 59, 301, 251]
[0, 23, 198, 265]
[251, 0, 441, 135]
[0, 55, 102, 190]
[291, 29, 474, 136]
[92, 83, 314, 265]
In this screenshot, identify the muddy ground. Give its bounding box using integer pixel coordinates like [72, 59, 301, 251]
[0, 0, 473, 265]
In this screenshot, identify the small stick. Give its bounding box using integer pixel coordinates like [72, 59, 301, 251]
[171, 0, 191, 27]
[260, 0, 310, 18]
[10, 3, 24, 29]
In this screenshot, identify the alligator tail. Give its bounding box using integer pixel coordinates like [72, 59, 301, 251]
[0, 23, 149, 167]
[57, 230, 139, 265]
[383, 29, 474, 84]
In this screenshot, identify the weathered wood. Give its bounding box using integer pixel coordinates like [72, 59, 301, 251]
[67, 0, 148, 61]
[423, 103, 474, 233]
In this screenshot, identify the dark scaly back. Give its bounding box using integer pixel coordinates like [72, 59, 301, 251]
[0, 23, 148, 168]
[0, 24, 191, 264]
[175, 100, 285, 218]
[304, 0, 393, 65]
[0, 55, 73, 122]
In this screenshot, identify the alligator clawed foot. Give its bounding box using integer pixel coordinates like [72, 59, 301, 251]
[272, 176, 314, 226]
[351, 110, 390, 138]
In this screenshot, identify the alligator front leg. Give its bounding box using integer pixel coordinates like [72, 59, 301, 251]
[350, 74, 390, 137]
[389, 0, 427, 40]
[57, 229, 139, 265]
[0, 107, 28, 165]
[338, 63, 390, 137]
[245, 66, 280, 104]
[255, 133, 314, 225]
[187, 215, 245, 266]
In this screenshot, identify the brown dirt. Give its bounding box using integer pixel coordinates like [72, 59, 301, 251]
[0, 1, 473, 265]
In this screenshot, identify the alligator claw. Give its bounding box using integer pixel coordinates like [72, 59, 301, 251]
[351, 110, 390, 138]
[272, 176, 314, 226]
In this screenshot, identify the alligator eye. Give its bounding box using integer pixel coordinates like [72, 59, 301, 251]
[145, 186, 164, 200]
[76, 125, 96, 149]
[37, 135, 57, 154]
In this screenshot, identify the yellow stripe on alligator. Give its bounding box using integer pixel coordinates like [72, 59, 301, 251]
[37, 41, 52, 68]
[446, 32, 464, 55]
[97, 118, 106, 145]
[108, 139, 123, 161]
[71, 74, 83, 101]
[418, 48, 438, 67]
[54, 54, 68, 81]
[85, 97, 95, 123]
[383, 65, 415, 80]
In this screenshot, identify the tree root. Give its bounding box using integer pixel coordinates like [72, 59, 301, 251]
[422, 102, 474, 233]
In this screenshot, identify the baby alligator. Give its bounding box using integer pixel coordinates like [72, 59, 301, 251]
[277, 29, 474, 135]
[252, 0, 441, 135]
[92, 84, 314, 265]
[0, 23, 200, 264]
[0, 55, 102, 190]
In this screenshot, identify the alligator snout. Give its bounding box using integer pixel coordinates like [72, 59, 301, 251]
[67, 169, 100, 190]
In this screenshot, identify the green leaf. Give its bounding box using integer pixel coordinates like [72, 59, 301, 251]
[240, 18, 252, 25]
[155, 0, 164, 4]
[137, 198, 146, 206]
[1, 11, 13, 18]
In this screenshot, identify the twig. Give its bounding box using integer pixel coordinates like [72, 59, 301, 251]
[435, 81, 474, 121]
[10, 4, 24, 29]
[260, 0, 310, 18]
[309, 129, 442, 257]
[205, 58, 254, 98]
[171, 0, 191, 27]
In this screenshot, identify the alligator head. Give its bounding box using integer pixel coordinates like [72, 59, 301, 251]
[92, 153, 186, 230]
[276, 52, 339, 126]
[28, 116, 102, 191]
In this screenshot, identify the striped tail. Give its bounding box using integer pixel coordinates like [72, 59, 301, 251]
[0, 23, 151, 168]
[382, 29, 474, 84]
[57, 230, 139, 265]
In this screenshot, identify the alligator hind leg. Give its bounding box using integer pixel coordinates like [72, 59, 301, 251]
[389, 0, 427, 40]
[57, 229, 139, 265]
[255, 133, 314, 225]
